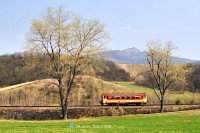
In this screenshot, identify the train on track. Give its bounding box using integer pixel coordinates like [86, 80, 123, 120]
[100, 93, 147, 106]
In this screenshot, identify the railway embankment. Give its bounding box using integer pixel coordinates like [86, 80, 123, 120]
[0, 105, 200, 120]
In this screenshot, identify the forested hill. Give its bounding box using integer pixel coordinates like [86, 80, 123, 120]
[0, 52, 200, 92]
[0, 53, 130, 87]
[102, 47, 199, 64]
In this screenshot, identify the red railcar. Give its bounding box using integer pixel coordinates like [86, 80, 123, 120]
[100, 93, 147, 105]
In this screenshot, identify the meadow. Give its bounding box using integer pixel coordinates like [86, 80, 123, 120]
[0, 110, 199, 133]
[116, 82, 200, 104]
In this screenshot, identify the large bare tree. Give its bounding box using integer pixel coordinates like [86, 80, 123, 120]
[147, 40, 189, 112]
[26, 6, 109, 119]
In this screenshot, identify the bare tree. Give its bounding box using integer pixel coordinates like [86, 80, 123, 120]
[147, 40, 189, 112]
[26, 6, 109, 119]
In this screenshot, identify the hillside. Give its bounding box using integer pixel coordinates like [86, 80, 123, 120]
[0, 80, 43, 92]
[0, 76, 200, 106]
[102, 47, 199, 64]
[0, 76, 130, 106]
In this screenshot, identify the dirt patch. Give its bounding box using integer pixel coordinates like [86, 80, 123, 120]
[0, 105, 200, 120]
[0, 108, 61, 120]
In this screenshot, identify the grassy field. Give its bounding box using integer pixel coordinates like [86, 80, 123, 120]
[116, 82, 200, 104]
[0, 110, 199, 133]
[115, 82, 155, 93]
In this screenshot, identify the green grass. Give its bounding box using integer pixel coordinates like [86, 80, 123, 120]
[0, 110, 200, 133]
[116, 82, 200, 104]
[115, 82, 154, 93]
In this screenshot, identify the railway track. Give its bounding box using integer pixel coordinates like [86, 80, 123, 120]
[0, 104, 200, 109]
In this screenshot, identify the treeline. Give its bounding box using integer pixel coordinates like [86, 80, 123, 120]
[96, 61, 130, 81]
[0, 52, 52, 87]
[127, 64, 200, 93]
[187, 64, 200, 92]
[0, 52, 130, 87]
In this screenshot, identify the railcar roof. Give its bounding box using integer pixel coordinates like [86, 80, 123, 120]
[102, 93, 146, 96]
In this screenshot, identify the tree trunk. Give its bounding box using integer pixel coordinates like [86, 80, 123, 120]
[58, 78, 66, 119]
[160, 96, 164, 113]
[62, 67, 76, 119]
[60, 99, 68, 119]
[60, 105, 68, 119]
[63, 98, 68, 119]
[59, 91, 66, 119]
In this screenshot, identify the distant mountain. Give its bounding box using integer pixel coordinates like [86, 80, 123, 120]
[102, 47, 199, 64]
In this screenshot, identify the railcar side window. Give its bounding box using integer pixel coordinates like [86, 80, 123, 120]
[135, 96, 140, 99]
[131, 96, 135, 99]
[121, 96, 125, 99]
[126, 96, 130, 99]
[115, 96, 120, 99]
[110, 96, 115, 99]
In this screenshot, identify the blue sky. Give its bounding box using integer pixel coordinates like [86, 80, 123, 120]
[0, 0, 200, 60]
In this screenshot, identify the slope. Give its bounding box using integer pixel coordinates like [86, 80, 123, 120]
[0, 76, 199, 106]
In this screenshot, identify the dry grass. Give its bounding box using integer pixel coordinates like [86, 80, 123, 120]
[0, 79, 57, 92]
[0, 76, 131, 106]
[0, 76, 200, 106]
[0, 80, 39, 92]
